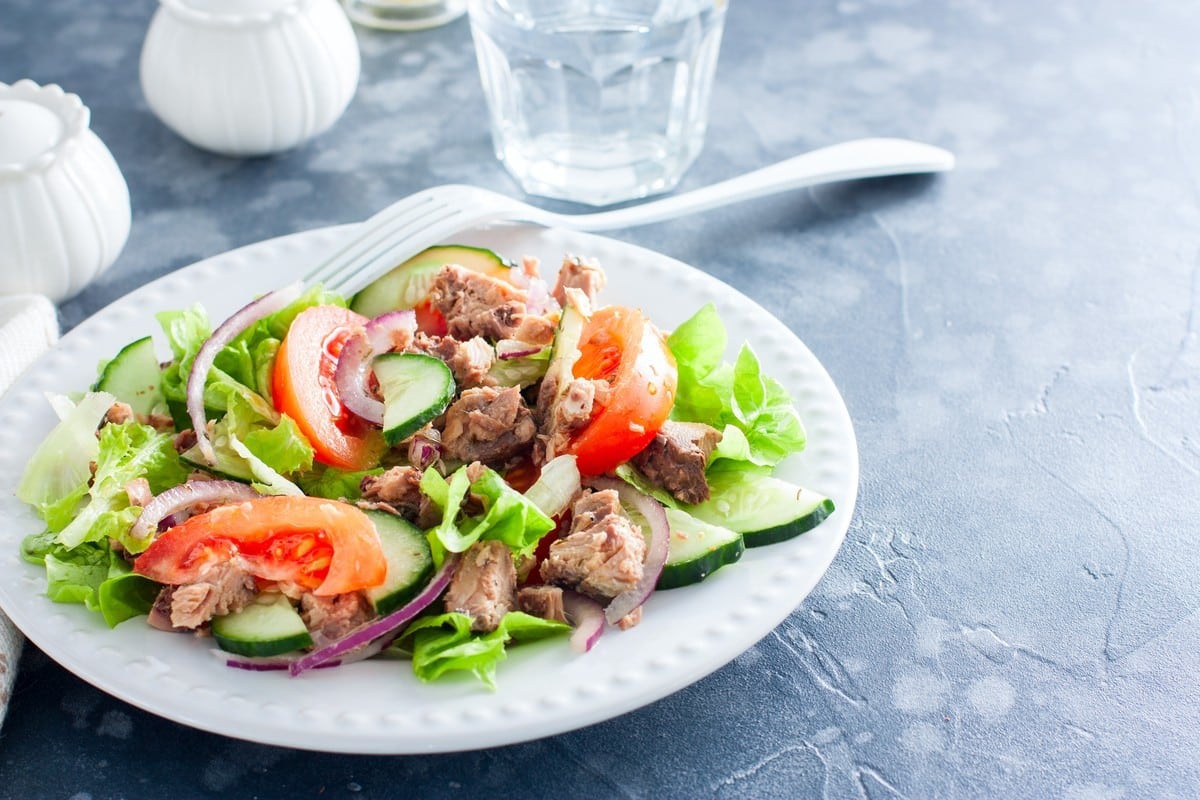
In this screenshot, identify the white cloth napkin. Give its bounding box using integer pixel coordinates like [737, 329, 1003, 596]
[0, 294, 59, 725]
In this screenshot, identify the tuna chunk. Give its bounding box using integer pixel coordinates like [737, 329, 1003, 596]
[533, 375, 604, 464]
[509, 314, 557, 347]
[441, 386, 536, 466]
[173, 428, 198, 454]
[359, 465, 442, 527]
[631, 421, 723, 504]
[551, 255, 607, 307]
[429, 264, 526, 341]
[409, 333, 495, 389]
[103, 401, 135, 427]
[444, 540, 517, 632]
[517, 585, 567, 623]
[124, 477, 153, 508]
[540, 489, 645, 602]
[300, 592, 373, 643]
[360, 465, 423, 510]
[165, 563, 257, 630]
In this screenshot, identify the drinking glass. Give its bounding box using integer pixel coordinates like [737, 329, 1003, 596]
[468, 0, 728, 206]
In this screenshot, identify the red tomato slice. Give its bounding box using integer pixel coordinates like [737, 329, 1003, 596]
[413, 299, 448, 336]
[565, 305, 677, 475]
[273, 306, 387, 470]
[133, 496, 386, 595]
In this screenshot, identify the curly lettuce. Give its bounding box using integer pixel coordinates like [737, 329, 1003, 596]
[667, 303, 807, 467]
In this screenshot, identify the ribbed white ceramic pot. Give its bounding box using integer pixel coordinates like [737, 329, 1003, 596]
[140, 0, 361, 156]
[0, 80, 131, 302]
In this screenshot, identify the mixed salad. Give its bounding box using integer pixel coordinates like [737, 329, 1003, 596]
[16, 245, 834, 688]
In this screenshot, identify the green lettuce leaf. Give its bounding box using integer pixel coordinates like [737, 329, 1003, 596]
[400, 611, 570, 689]
[421, 465, 555, 557]
[189, 394, 314, 490]
[731, 345, 807, 465]
[57, 420, 190, 552]
[43, 544, 109, 605]
[27, 533, 159, 627]
[667, 304, 807, 467]
[17, 392, 115, 531]
[296, 465, 384, 501]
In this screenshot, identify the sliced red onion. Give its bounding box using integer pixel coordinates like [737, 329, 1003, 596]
[524, 276, 554, 317]
[495, 339, 548, 360]
[407, 427, 442, 470]
[333, 332, 384, 426]
[589, 477, 670, 625]
[333, 310, 417, 427]
[215, 627, 397, 672]
[365, 309, 416, 352]
[130, 479, 261, 540]
[561, 590, 604, 653]
[187, 282, 303, 464]
[289, 553, 460, 677]
[157, 512, 184, 532]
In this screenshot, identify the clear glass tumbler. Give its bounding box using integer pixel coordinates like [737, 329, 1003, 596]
[468, 0, 728, 206]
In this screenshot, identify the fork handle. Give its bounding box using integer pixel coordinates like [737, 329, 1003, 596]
[553, 138, 954, 231]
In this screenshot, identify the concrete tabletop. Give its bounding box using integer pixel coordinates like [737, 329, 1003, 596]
[1, 0, 1197, 797]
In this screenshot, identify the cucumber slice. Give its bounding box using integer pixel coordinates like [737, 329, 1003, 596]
[373, 353, 455, 446]
[538, 292, 588, 442]
[362, 510, 435, 615]
[687, 468, 836, 547]
[212, 593, 313, 658]
[93, 336, 164, 417]
[349, 245, 511, 319]
[658, 507, 745, 590]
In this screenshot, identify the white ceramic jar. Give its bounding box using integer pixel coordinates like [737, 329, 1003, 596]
[0, 81, 132, 302]
[140, 0, 361, 156]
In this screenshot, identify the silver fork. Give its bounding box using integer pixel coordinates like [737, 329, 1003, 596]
[305, 137, 954, 297]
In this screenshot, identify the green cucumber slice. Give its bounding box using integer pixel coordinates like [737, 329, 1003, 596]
[538, 291, 588, 431]
[93, 336, 164, 417]
[373, 352, 455, 446]
[687, 468, 836, 547]
[212, 593, 313, 658]
[349, 245, 511, 319]
[362, 510, 435, 615]
[658, 507, 745, 589]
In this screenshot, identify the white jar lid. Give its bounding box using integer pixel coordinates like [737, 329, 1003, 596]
[160, 0, 309, 26]
[0, 100, 63, 169]
[0, 81, 89, 176]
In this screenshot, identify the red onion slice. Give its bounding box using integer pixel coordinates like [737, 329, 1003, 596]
[130, 479, 261, 540]
[364, 309, 416, 352]
[215, 626, 397, 672]
[289, 553, 460, 676]
[561, 590, 604, 653]
[524, 276, 554, 317]
[495, 339, 548, 360]
[187, 282, 303, 464]
[589, 477, 670, 625]
[333, 332, 384, 426]
[333, 310, 418, 426]
[407, 427, 442, 470]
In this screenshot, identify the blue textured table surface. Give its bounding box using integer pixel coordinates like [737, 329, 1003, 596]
[3, 0, 1199, 797]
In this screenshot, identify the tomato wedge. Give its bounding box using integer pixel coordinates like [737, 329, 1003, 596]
[273, 305, 387, 470]
[133, 496, 386, 596]
[566, 305, 677, 475]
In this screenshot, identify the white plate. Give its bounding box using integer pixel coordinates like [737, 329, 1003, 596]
[0, 225, 858, 754]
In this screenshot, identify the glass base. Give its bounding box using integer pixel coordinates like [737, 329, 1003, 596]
[495, 133, 700, 207]
[341, 0, 465, 30]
